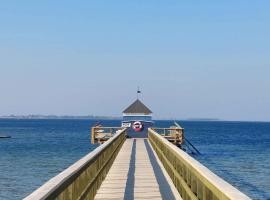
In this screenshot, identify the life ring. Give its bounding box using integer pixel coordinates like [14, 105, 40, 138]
[132, 121, 143, 132]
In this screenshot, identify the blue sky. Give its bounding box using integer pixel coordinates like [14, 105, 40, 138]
[0, 1, 270, 121]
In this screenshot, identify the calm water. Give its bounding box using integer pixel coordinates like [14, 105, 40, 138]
[0, 119, 270, 200]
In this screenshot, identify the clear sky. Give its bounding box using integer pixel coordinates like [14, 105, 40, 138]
[0, 1, 270, 121]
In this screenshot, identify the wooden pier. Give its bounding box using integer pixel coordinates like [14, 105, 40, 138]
[24, 128, 251, 200]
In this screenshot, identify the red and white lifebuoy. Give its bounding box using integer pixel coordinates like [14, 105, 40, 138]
[132, 121, 143, 132]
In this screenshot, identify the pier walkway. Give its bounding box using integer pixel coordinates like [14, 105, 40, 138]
[95, 139, 181, 200]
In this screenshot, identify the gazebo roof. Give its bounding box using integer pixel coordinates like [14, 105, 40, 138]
[123, 99, 152, 114]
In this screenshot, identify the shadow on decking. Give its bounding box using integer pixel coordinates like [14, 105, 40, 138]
[144, 139, 176, 200]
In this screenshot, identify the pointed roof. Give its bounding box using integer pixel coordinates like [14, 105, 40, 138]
[123, 99, 152, 114]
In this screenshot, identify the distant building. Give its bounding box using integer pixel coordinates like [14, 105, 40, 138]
[123, 99, 152, 121]
[122, 99, 154, 138]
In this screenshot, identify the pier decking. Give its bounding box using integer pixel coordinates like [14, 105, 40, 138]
[95, 139, 181, 200]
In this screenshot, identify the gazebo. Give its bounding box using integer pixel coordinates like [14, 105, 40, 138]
[122, 99, 153, 138]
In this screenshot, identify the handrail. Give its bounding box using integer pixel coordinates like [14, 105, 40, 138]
[152, 127, 184, 130]
[24, 128, 127, 200]
[152, 127, 184, 145]
[91, 126, 124, 144]
[174, 122, 201, 154]
[148, 128, 251, 200]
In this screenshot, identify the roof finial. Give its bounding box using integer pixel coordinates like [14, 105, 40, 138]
[137, 86, 141, 99]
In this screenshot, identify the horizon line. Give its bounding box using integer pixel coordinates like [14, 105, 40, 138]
[0, 114, 270, 123]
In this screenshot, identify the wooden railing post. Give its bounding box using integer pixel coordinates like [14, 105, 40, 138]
[91, 127, 95, 144]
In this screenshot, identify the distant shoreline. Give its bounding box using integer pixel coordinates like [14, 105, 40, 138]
[0, 115, 220, 121]
[0, 115, 269, 123]
[0, 115, 121, 120]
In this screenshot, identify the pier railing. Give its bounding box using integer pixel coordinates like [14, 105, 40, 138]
[24, 128, 127, 200]
[152, 127, 184, 145]
[148, 128, 251, 200]
[91, 126, 124, 144]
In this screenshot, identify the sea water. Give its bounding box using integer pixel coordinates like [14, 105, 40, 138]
[0, 119, 269, 200]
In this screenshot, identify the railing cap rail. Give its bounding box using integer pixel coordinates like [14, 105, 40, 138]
[24, 128, 126, 200]
[92, 126, 124, 129]
[152, 127, 184, 130]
